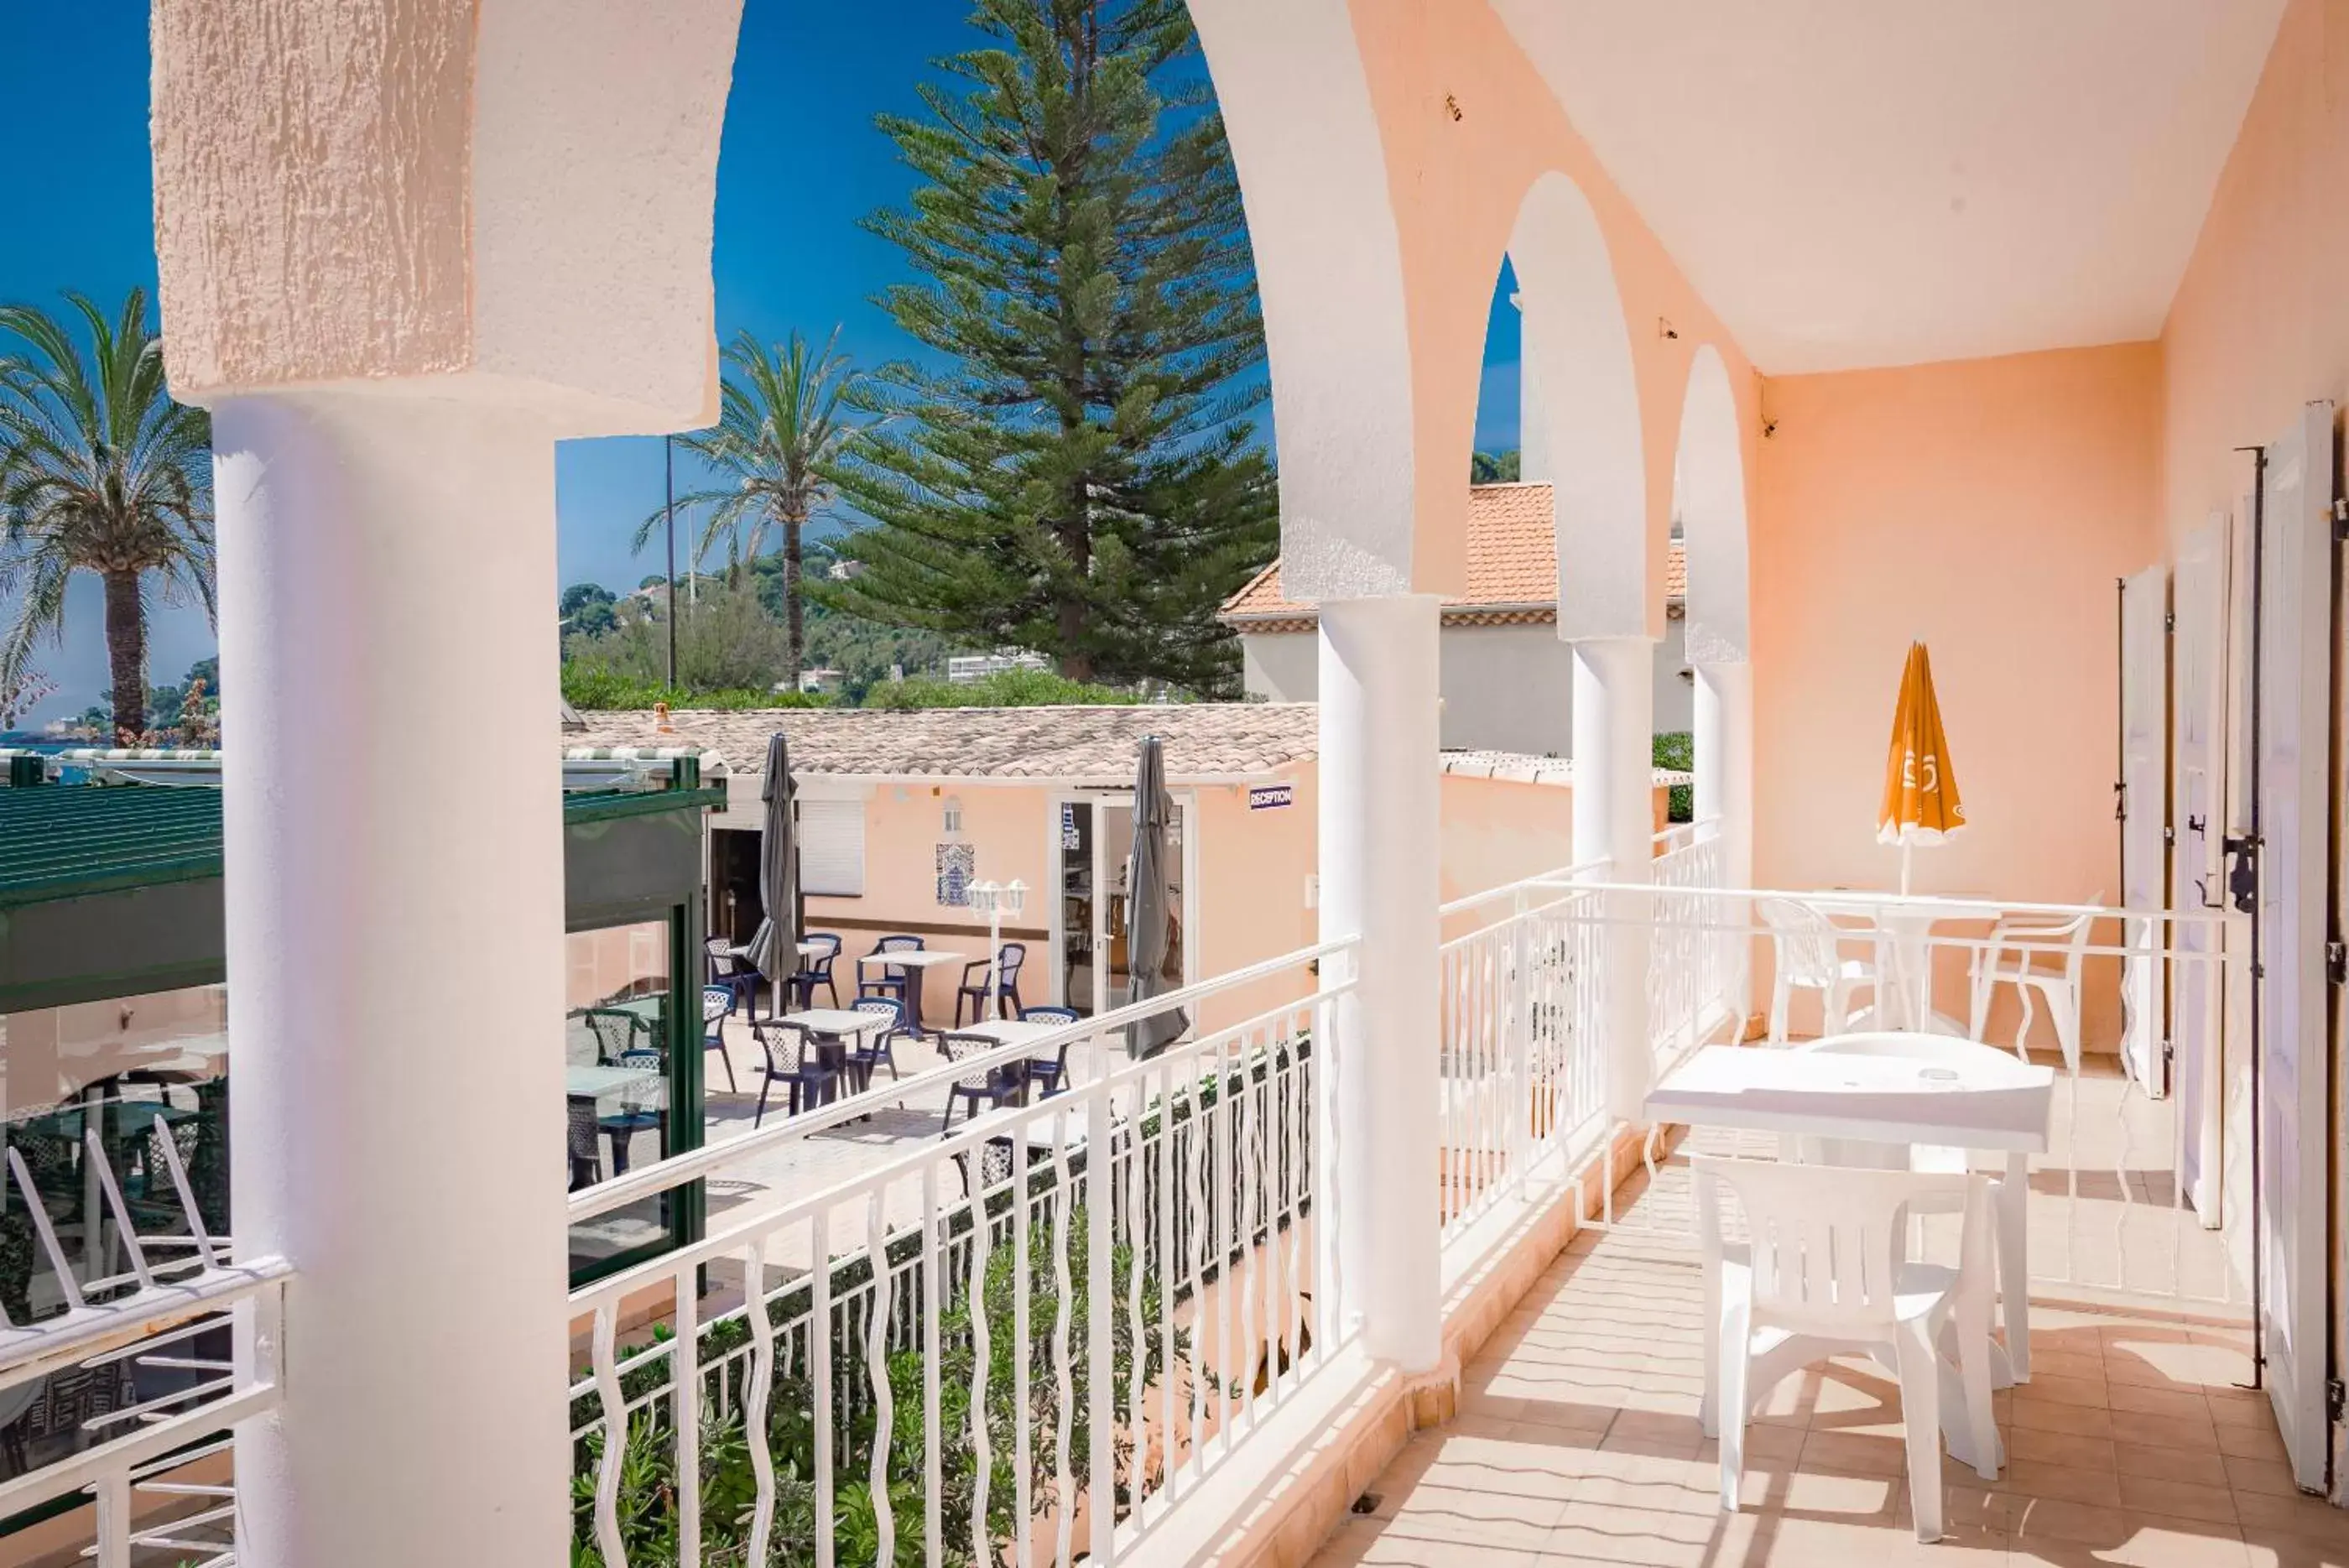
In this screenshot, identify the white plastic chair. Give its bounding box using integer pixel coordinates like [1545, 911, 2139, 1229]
[1966, 899, 2099, 1072]
[1794, 1031, 2037, 1383]
[1695, 1155, 1998, 1542]
[1757, 898, 1880, 1044]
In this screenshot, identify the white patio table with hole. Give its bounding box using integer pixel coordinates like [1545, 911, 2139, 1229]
[1802, 893, 1991, 1032]
[1645, 1036, 2055, 1393]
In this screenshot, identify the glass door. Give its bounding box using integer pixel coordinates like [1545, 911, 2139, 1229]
[1051, 793, 1187, 1017]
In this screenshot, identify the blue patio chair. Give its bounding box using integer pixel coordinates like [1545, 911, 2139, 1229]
[939, 1030, 1023, 1134]
[751, 1020, 838, 1127]
[1019, 1004, 1082, 1097]
[705, 937, 758, 1016]
[954, 1135, 1018, 1201]
[566, 1098, 603, 1190]
[846, 997, 906, 1092]
[596, 1048, 665, 1177]
[702, 985, 738, 1094]
[791, 932, 844, 1009]
[955, 942, 1029, 1026]
[862, 935, 925, 1008]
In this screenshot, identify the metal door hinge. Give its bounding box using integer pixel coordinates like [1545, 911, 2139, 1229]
[2163, 825, 2176, 847]
[2328, 1377, 2345, 1424]
[2330, 941, 2348, 986]
[2165, 609, 2177, 633]
[2334, 497, 2349, 539]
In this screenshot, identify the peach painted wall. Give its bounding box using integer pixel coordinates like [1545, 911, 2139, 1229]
[783, 765, 1607, 1037]
[1190, 767, 1321, 1034]
[1344, 0, 1763, 633]
[1750, 345, 2162, 907]
[804, 783, 1052, 1024]
[2163, 0, 2349, 540]
[1749, 346, 2163, 1045]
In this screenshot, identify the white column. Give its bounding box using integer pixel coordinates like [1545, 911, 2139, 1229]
[1318, 595, 1442, 1373]
[1695, 662, 1755, 1016]
[216, 391, 570, 1566]
[1572, 637, 1656, 1123]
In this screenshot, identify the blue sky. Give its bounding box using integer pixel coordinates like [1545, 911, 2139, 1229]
[0, 4, 1519, 725]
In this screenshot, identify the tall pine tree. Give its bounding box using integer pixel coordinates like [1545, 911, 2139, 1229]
[824, 0, 1276, 695]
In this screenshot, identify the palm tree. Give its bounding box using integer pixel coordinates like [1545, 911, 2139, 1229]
[637, 327, 865, 682]
[0, 290, 214, 743]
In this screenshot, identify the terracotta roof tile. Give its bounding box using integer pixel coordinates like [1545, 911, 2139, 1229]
[563, 707, 1689, 792]
[1221, 483, 1686, 621]
[563, 703, 1320, 784]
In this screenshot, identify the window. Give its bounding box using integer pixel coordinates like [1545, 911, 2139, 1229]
[799, 797, 867, 896]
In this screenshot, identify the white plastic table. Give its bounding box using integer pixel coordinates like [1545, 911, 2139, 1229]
[565, 1064, 663, 1101]
[1647, 1038, 2054, 1385]
[857, 949, 967, 1034]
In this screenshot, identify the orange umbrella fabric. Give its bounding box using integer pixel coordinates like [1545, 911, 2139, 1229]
[1878, 642, 1965, 846]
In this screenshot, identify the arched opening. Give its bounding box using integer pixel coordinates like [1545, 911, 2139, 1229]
[1191, 0, 1420, 601]
[1670, 345, 1755, 922]
[1508, 172, 1646, 643]
[1674, 345, 1750, 665]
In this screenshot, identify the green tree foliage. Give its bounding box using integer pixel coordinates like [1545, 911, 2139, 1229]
[560, 581, 620, 640]
[0, 289, 214, 742]
[640, 330, 867, 683]
[1471, 448, 1522, 484]
[747, 549, 955, 701]
[565, 582, 793, 695]
[860, 666, 1134, 710]
[825, 0, 1276, 697]
[71, 658, 220, 745]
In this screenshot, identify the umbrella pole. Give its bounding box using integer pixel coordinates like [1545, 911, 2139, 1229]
[1899, 839, 1913, 897]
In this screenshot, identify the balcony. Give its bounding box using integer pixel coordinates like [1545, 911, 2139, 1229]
[2, 852, 2287, 1568]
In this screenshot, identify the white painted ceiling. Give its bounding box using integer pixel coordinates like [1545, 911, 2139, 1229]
[1491, 0, 2286, 372]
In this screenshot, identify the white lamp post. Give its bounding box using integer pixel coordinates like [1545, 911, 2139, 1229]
[970, 878, 1029, 1020]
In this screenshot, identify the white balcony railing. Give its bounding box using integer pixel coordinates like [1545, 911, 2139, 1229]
[0, 863, 2247, 1564]
[0, 1117, 287, 1567]
[1436, 863, 1613, 1244]
[564, 940, 1353, 1567]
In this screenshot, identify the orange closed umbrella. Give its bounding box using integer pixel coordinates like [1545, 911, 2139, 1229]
[1878, 642, 1964, 892]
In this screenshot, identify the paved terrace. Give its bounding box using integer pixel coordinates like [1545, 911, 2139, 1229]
[1311, 1094, 2325, 1568]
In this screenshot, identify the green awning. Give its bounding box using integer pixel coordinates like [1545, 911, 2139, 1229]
[0, 768, 723, 1012]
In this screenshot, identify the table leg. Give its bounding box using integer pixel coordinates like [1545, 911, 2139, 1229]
[2000, 1151, 2031, 1382]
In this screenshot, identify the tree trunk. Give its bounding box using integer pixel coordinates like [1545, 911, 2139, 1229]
[102, 568, 148, 743]
[784, 512, 805, 685]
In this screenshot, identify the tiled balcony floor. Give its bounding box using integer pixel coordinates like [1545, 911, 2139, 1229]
[1315, 1147, 2339, 1567]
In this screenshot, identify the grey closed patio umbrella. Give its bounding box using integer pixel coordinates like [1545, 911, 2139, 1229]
[740, 732, 801, 1018]
[1127, 735, 1187, 1058]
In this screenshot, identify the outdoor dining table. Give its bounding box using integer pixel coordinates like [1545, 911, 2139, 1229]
[1645, 1036, 2055, 1387]
[778, 1007, 898, 1102]
[1802, 893, 1992, 1033]
[565, 1062, 664, 1102]
[855, 948, 966, 1036]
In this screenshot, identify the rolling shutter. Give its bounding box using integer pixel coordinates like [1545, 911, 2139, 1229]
[797, 798, 866, 896]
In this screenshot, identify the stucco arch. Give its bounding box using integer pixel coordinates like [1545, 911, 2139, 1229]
[1189, 0, 1421, 602]
[1673, 345, 1751, 663]
[1503, 172, 1647, 643]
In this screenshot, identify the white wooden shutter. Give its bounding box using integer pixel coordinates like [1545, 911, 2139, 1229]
[797, 798, 867, 896]
[2171, 515, 2229, 1222]
[2253, 401, 2333, 1490]
[2119, 564, 2170, 1092]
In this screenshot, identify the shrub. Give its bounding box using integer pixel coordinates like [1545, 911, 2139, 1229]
[1653, 730, 1694, 822]
[560, 666, 829, 712]
[860, 668, 1138, 710]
